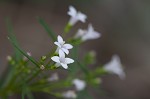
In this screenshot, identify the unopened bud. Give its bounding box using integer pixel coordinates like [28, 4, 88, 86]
[41, 56, 46, 61]
[89, 51, 96, 58]
[27, 52, 31, 56]
[23, 52, 31, 61]
[40, 65, 45, 70]
[93, 78, 102, 84]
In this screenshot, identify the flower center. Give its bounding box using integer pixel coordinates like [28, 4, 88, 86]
[59, 57, 66, 64]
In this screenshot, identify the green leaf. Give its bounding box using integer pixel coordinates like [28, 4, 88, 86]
[68, 46, 79, 75]
[8, 37, 39, 68]
[76, 61, 89, 76]
[22, 90, 25, 99]
[77, 90, 93, 99]
[69, 45, 90, 76]
[22, 83, 34, 99]
[37, 17, 56, 41]
[0, 64, 15, 89]
[26, 89, 34, 99]
[6, 18, 22, 61]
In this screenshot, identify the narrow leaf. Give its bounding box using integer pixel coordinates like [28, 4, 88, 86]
[76, 60, 89, 75]
[37, 17, 56, 41]
[6, 18, 22, 61]
[8, 37, 39, 68]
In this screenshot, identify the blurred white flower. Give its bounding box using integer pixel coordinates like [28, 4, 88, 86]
[7, 56, 12, 61]
[23, 52, 31, 61]
[51, 50, 74, 69]
[48, 73, 59, 81]
[103, 55, 125, 79]
[75, 24, 101, 41]
[68, 6, 87, 26]
[62, 90, 77, 99]
[54, 35, 73, 55]
[72, 78, 86, 91]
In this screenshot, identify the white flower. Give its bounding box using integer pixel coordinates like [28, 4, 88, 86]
[68, 6, 87, 26]
[72, 79, 86, 91]
[75, 24, 101, 41]
[51, 50, 74, 69]
[62, 90, 77, 99]
[103, 55, 125, 79]
[48, 73, 59, 81]
[54, 35, 73, 55]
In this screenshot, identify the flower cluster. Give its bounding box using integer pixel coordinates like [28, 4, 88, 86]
[51, 35, 74, 69]
[3, 5, 126, 99]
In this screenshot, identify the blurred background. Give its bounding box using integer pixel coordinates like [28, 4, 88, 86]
[1, 0, 150, 99]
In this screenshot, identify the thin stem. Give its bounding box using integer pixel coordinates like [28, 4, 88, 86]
[26, 69, 41, 83]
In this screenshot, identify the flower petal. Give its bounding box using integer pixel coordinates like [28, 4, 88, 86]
[61, 63, 68, 69]
[72, 79, 86, 91]
[103, 55, 125, 79]
[59, 50, 65, 58]
[63, 44, 73, 49]
[68, 6, 77, 17]
[65, 58, 74, 64]
[75, 29, 85, 39]
[54, 42, 61, 47]
[57, 35, 64, 44]
[77, 12, 87, 23]
[87, 24, 101, 39]
[88, 24, 94, 32]
[51, 56, 60, 63]
[81, 24, 101, 41]
[88, 31, 101, 39]
[62, 48, 69, 55]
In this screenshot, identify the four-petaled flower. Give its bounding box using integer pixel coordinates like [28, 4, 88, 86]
[54, 35, 73, 55]
[103, 55, 125, 79]
[51, 50, 74, 69]
[75, 24, 101, 41]
[68, 6, 87, 26]
[72, 78, 86, 91]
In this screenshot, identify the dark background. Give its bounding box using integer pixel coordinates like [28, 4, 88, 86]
[1, 0, 150, 99]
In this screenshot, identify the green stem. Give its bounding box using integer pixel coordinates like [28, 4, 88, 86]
[26, 69, 41, 83]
